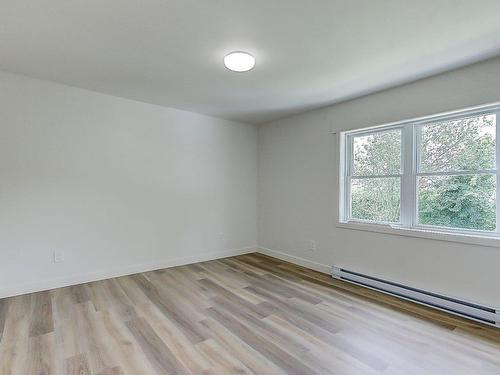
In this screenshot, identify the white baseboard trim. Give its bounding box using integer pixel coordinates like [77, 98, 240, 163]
[257, 246, 330, 274]
[0, 246, 256, 299]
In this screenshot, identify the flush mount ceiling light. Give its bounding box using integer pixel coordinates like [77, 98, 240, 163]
[223, 51, 255, 72]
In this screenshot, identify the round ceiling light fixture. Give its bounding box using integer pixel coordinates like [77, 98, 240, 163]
[223, 51, 255, 72]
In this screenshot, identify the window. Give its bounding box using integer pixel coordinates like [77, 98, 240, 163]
[350, 128, 402, 223]
[340, 104, 500, 237]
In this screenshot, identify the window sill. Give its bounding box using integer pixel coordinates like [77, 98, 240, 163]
[336, 221, 500, 248]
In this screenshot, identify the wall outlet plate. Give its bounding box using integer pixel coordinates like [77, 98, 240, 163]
[53, 251, 64, 263]
[309, 240, 317, 251]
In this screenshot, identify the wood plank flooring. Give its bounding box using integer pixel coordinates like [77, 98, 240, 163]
[1, 252, 500, 374]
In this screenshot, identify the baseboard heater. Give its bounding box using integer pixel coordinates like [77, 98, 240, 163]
[331, 266, 499, 327]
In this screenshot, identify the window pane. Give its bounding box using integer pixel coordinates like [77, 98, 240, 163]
[417, 174, 496, 231]
[419, 114, 496, 173]
[351, 177, 400, 223]
[352, 129, 401, 176]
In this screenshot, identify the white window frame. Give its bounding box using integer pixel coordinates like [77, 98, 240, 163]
[343, 126, 404, 225]
[338, 102, 500, 247]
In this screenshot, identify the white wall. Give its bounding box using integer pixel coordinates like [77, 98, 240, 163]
[0, 71, 257, 298]
[258, 56, 500, 308]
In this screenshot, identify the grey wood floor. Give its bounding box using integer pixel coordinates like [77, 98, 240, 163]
[1, 253, 499, 374]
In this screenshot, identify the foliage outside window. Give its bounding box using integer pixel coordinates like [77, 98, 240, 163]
[341, 106, 499, 235]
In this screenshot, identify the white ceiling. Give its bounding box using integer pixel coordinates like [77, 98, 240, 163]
[1, 0, 500, 124]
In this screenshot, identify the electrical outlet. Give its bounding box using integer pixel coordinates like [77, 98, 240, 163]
[220, 233, 226, 243]
[53, 250, 64, 263]
[309, 240, 317, 251]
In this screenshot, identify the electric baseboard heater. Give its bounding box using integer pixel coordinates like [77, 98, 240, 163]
[331, 266, 499, 327]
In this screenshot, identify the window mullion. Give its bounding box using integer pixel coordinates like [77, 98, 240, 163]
[400, 123, 415, 228]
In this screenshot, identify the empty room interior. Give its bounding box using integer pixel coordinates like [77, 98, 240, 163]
[2, 1, 500, 374]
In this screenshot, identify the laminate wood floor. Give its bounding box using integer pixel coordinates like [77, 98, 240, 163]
[1, 253, 499, 374]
